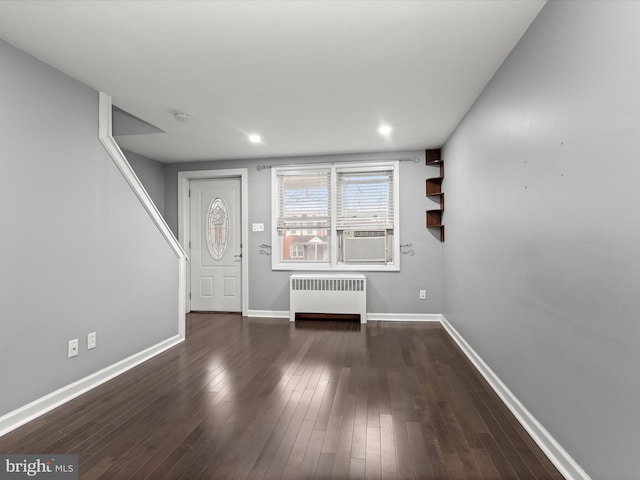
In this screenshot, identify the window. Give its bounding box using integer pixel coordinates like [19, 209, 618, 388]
[272, 161, 399, 271]
[290, 244, 305, 259]
[275, 168, 330, 265]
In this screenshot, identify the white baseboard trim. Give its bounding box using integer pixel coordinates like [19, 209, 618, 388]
[0, 335, 183, 438]
[247, 311, 442, 323]
[367, 313, 442, 322]
[247, 310, 290, 319]
[440, 316, 591, 480]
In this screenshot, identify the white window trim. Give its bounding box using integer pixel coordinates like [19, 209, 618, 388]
[271, 161, 400, 272]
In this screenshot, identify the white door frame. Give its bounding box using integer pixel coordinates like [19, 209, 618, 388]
[178, 169, 249, 316]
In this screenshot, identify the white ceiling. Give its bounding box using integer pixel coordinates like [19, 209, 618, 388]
[0, 0, 545, 163]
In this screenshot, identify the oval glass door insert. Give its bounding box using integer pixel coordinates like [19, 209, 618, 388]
[206, 197, 229, 261]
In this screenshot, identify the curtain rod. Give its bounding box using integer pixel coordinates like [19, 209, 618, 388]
[256, 156, 420, 171]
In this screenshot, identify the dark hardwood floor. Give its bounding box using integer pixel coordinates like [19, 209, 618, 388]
[0, 313, 564, 479]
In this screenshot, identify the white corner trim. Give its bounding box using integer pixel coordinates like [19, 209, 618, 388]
[247, 310, 290, 319]
[98, 93, 186, 261]
[98, 92, 187, 339]
[440, 315, 592, 480]
[367, 313, 442, 322]
[0, 335, 183, 438]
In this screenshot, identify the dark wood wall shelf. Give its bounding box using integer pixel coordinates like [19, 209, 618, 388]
[426, 210, 443, 226]
[426, 210, 445, 242]
[426, 177, 443, 195]
[426, 148, 444, 242]
[426, 149, 443, 165]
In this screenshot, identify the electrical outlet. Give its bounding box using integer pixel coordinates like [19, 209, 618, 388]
[87, 332, 96, 350]
[68, 339, 79, 358]
[419, 289, 427, 300]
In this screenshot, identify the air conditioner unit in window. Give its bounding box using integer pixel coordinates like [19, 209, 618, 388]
[342, 230, 387, 262]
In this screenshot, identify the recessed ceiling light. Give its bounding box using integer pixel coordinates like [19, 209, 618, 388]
[378, 124, 392, 136]
[174, 112, 191, 123]
[248, 134, 262, 144]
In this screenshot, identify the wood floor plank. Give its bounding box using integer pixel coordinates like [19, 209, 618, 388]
[312, 379, 338, 432]
[263, 388, 315, 479]
[411, 396, 449, 479]
[351, 422, 367, 460]
[479, 432, 520, 480]
[366, 367, 381, 429]
[305, 379, 329, 422]
[0, 314, 565, 480]
[391, 412, 415, 480]
[280, 418, 316, 479]
[331, 392, 357, 477]
[314, 452, 336, 479]
[80, 456, 117, 480]
[365, 426, 382, 480]
[379, 414, 398, 480]
[298, 430, 325, 478]
[406, 421, 433, 479]
[472, 446, 503, 480]
[349, 457, 366, 480]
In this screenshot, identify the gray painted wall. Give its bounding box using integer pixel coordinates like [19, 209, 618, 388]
[443, 2, 640, 478]
[125, 149, 166, 215]
[164, 151, 443, 314]
[0, 40, 179, 417]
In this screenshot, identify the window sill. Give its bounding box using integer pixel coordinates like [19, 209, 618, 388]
[272, 263, 400, 272]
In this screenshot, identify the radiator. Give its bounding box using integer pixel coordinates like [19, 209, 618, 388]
[289, 273, 367, 323]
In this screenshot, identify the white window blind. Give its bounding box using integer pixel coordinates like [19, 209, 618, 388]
[336, 168, 394, 229]
[276, 169, 330, 229]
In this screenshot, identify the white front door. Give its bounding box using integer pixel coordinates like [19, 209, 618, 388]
[189, 178, 242, 311]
